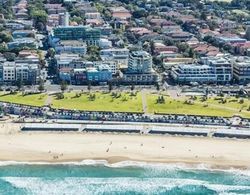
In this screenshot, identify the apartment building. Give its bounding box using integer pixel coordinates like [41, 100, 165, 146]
[128, 51, 153, 74]
[202, 57, 233, 83]
[232, 56, 250, 83]
[122, 51, 158, 84]
[171, 64, 217, 83]
[54, 40, 87, 55]
[52, 26, 101, 46]
[0, 61, 39, 84]
[171, 57, 233, 84]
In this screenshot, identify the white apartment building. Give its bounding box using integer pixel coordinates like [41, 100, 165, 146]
[2, 62, 16, 82]
[201, 57, 233, 83]
[128, 51, 153, 74]
[232, 56, 250, 82]
[0, 62, 39, 84]
[94, 60, 117, 75]
[100, 48, 129, 68]
[171, 64, 217, 83]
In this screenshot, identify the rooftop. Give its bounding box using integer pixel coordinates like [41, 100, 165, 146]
[130, 51, 151, 58]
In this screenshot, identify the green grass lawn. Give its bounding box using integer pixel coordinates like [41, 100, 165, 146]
[1, 91, 250, 118]
[51, 92, 143, 112]
[0, 92, 47, 107]
[202, 97, 250, 111]
[147, 94, 250, 118]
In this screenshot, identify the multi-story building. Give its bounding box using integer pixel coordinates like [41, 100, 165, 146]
[7, 38, 38, 50]
[4, 20, 32, 31]
[100, 48, 129, 59]
[99, 38, 112, 49]
[216, 36, 247, 44]
[85, 12, 101, 19]
[246, 26, 250, 41]
[202, 57, 232, 83]
[45, 4, 66, 15]
[93, 61, 118, 75]
[12, 30, 35, 39]
[171, 57, 233, 84]
[171, 64, 217, 83]
[100, 48, 129, 69]
[52, 26, 101, 46]
[59, 66, 112, 84]
[4, 22, 25, 30]
[54, 40, 87, 55]
[169, 32, 193, 42]
[122, 73, 159, 84]
[72, 69, 87, 85]
[128, 51, 152, 74]
[110, 7, 131, 20]
[55, 54, 81, 70]
[232, 56, 250, 83]
[58, 12, 69, 26]
[0, 61, 39, 84]
[86, 65, 112, 83]
[122, 51, 158, 84]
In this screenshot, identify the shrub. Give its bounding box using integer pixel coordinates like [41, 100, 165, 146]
[56, 93, 64, 100]
[239, 98, 244, 104]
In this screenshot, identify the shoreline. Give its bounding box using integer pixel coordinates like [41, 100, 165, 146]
[0, 122, 250, 169]
[0, 159, 249, 173]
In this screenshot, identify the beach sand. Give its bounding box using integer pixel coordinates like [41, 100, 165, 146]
[0, 122, 250, 168]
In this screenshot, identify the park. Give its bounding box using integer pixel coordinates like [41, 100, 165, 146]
[0, 90, 250, 118]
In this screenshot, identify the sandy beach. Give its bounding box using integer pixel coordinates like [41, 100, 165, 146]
[0, 122, 250, 168]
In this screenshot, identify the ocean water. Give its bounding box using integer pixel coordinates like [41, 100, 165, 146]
[0, 161, 249, 195]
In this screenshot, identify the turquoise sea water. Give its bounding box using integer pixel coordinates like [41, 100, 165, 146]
[0, 161, 250, 195]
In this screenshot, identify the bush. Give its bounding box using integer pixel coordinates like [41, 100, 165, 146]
[122, 96, 128, 101]
[88, 93, 96, 101]
[74, 92, 81, 98]
[156, 95, 165, 104]
[56, 93, 64, 100]
[239, 98, 244, 104]
[184, 100, 194, 105]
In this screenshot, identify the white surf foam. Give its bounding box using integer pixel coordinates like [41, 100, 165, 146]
[2, 177, 250, 195]
[0, 160, 249, 176]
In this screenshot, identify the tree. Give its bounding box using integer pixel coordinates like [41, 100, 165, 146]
[200, 11, 207, 21]
[60, 81, 68, 92]
[30, 9, 48, 31]
[89, 93, 96, 101]
[156, 95, 165, 104]
[71, 16, 84, 25]
[108, 81, 113, 92]
[126, 32, 137, 44]
[188, 48, 195, 58]
[46, 48, 55, 58]
[56, 93, 64, 99]
[3, 52, 16, 61]
[38, 79, 45, 92]
[16, 79, 23, 91]
[131, 83, 135, 91]
[177, 43, 189, 53]
[132, 8, 149, 18]
[0, 0, 14, 19]
[0, 32, 12, 43]
[155, 83, 160, 91]
[0, 43, 7, 53]
[86, 46, 100, 61]
[87, 82, 91, 92]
